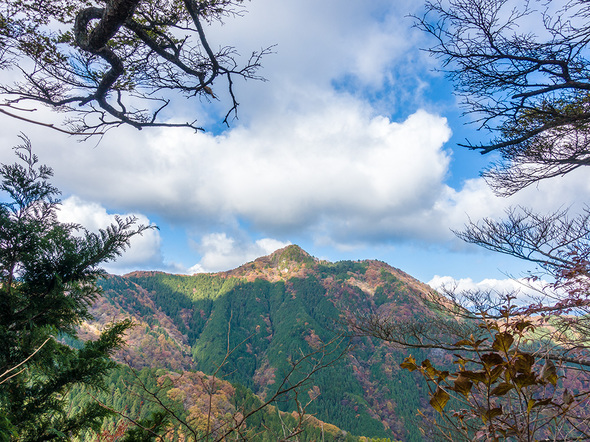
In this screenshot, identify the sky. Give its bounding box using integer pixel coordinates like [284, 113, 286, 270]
[1, 0, 588, 292]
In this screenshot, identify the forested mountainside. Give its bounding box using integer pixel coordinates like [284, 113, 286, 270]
[79, 245, 448, 441]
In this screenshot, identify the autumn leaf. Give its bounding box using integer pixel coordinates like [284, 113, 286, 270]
[421, 359, 447, 380]
[527, 399, 535, 415]
[515, 320, 533, 332]
[532, 398, 552, 410]
[460, 370, 488, 384]
[515, 373, 537, 389]
[451, 375, 473, 398]
[430, 387, 450, 414]
[563, 389, 574, 406]
[489, 365, 504, 384]
[454, 339, 474, 347]
[400, 356, 418, 372]
[513, 352, 535, 374]
[540, 359, 558, 386]
[485, 406, 503, 422]
[481, 352, 504, 367]
[491, 382, 514, 396]
[492, 332, 514, 353]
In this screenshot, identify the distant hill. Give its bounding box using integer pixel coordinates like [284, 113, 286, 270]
[81, 245, 446, 441]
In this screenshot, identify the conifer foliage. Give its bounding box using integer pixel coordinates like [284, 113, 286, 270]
[0, 137, 151, 441]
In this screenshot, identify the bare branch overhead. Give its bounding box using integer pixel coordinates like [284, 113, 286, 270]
[0, 0, 273, 135]
[416, 0, 590, 194]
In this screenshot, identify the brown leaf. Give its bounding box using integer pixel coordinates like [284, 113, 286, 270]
[532, 398, 552, 409]
[492, 332, 514, 353]
[480, 406, 503, 423]
[430, 387, 450, 414]
[540, 359, 558, 386]
[452, 375, 473, 398]
[515, 320, 533, 332]
[487, 406, 503, 421]
[454, 339, 474, 347]
[421, 359, 442, 379]
[563, 389, 574, 406]
[473, 338, 488, 348]
[400, 356, 418, 372]
[489, 365, 504, 384]
[460, 370, 488, 384]
[491, 382, 514, 396]
[527, 399, 535, 415]
[481, 352, 504, 367]
[515, 373, 537, 389]
[513, 352, 535, 374]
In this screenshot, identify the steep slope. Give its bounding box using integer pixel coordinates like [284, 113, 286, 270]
[89, 245, 442, 441]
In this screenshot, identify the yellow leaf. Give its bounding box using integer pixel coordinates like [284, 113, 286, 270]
[430, 387, 450, 414]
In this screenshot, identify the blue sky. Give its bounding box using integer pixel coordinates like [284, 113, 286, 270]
[1, 0, 587, 292]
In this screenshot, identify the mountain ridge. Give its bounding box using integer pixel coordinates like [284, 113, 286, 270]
[85, 245, 441, 440]
[124, 244, 433, 297]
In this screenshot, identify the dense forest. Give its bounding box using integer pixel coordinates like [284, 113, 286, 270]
[70, 245, 446, 441]
[4, 0, 590, 440]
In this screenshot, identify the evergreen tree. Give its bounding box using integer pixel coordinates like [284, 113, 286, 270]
[0, 136, 151, 441]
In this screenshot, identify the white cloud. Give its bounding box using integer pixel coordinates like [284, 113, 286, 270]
[57, 196, 164, 274]
[211, 0, 424, 86]
[427, 275, 552, 308]
[428, 275, 543, 295]
[187, 233, 290, 273]
[1, 0, 589, 273]
[23, 103, 454, 242]
[0, 1, 455, 252]
[8, 91, 590, 255]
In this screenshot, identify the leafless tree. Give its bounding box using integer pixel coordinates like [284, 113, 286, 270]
[349, 207, 590, 367]
[417, 0, 590, 195]
[0, 0, 272, 136]
[348, 1, 590, 438]
[408, 0, 590, 340]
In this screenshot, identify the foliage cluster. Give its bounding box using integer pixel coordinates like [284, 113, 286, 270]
[0, 138, 150, 440]
[401, 313, 589, 440]
[109, 270, 411, 439]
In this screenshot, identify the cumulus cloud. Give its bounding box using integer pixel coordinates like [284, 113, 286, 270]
[22, 103, 454, 242]
[187, 233, 291, 273]
[1, 0, 589, 279]
[0, 0, 471, 252]
[8, 93, 590, 255]
[57, 196, 164, 274]
[427, 274, 557, 309]
[428, 275, 545, 295]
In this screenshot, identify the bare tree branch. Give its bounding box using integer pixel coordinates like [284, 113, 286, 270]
[416, 0, 590, 194]
[0, 0, 271, 135]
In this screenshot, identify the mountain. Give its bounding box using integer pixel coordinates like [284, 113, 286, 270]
[81, 245, 444, 441]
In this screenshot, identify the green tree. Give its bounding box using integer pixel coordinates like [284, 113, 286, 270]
[0, 136, 152, 440]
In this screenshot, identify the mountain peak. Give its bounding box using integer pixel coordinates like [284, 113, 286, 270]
[266, 244, 314, 265]
[250, 244, 316, 273]
[221, 245, 316, 282]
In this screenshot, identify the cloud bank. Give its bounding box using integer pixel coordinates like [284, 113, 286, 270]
[1, 0, 588, 277]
